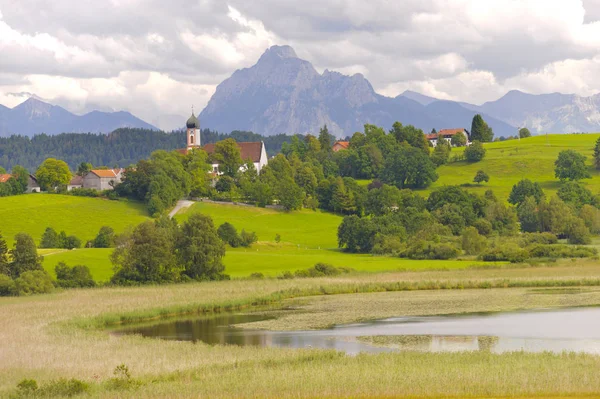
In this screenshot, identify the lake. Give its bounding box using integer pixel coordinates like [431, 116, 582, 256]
[115, 307, 600, 355]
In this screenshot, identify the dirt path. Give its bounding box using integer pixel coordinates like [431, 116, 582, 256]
[169, 200, 195, 218]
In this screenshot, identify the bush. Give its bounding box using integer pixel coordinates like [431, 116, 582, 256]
[14, 270, 54, 296]
[217, 222, 241, 247]
[528, 244, 597, 259]
[249, 272, 264, 279]
[405, 240, 460, 260]
[464, 141, 486, 162]
[473, 218, 493, 237]
[55, 262, 96, 288]
[518, 232, 558, 246]
[293, 263, 351, 278]
[372, 234, 406, 256]
[0, 274, 16, 296]
[480, 244, 528, 263]
[70, 187, 100, 197]
[239, 229, 258, 247]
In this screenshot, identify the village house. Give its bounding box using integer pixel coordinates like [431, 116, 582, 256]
[0, 174, 11, 184]
[83, 168, 124, 191]
[426, 128, 470, 147]
[178, 112, 268, 174]
[332, 141, 349, 152]
[27, 174, 40, 193]
[68, 175, 84, 191]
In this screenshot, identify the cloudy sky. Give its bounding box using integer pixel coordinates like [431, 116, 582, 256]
[1, 0, 600, 129]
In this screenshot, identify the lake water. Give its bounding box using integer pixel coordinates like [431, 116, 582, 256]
[115, 307, 600, 355]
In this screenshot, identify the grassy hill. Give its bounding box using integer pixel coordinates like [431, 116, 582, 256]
[0, 194, 149, 245]
[425, 133, 600, 200]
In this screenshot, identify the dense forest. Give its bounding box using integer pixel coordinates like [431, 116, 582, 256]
[0, 128, 298, 170]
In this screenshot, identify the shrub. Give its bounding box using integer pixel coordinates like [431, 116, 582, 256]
[14, 270, 54, 296]
[293, 264, 350, 278]
[37, 378, 90, 397]
[0, 274, 16, 296]
[217, 222, 241, 247]
[464, 141, 486, 162]
[16, 379, 38, 395]
[405, 240, 460, 260]
[372, 234, 406, 256]
[480, 244, 528, 263]
[274, 234, 281, 243]
[239, 229, 258, 247]
[518, 232, 558, 247]
[528, 244, 597, 259]
[55, 262, 96, 288]
[70, 187, 100, 197]
[249, 272, 264, 279]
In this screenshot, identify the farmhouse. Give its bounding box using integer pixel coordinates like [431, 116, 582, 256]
[27, 174, 40, 193]
[83, 169, 124, 191]
[332, 141, 350, 152]
[178, 111, 268, 173]
[427, 128, 470, 147]
[0, 174, 10, 183]
[68, 175, 84, 191]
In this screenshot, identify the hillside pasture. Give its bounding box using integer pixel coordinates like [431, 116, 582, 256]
[426, 133, 600, 200]
[0, 194, 148, 245]
[175, 202, 341, 248]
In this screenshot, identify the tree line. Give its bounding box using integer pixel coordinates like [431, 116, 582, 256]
[0, 128, 298, 171]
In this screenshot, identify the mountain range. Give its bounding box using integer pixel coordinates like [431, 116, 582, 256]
[0, 97, 156, 137]
[3, 45, 600, 138]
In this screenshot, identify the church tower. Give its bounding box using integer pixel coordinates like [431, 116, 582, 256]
[186, 110, 200, 150]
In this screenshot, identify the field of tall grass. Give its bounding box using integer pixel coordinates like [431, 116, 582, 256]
[3, 265, 600, 398]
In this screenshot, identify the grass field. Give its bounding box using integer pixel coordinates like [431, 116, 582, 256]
[176, 202, 341, 248]
[426, 133, 600, 200]
[0, 194, 148, 245]
[3, 265, 600, 398]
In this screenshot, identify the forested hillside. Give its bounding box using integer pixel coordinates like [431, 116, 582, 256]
[0, 128, 296, 170]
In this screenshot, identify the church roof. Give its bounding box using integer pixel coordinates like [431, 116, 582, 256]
[203, 142, 264, 163]
[186, 112, 200, 129]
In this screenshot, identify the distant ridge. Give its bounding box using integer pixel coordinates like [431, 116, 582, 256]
[0, 97, 157, 137]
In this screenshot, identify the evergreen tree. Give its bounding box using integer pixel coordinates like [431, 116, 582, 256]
[9, 233, 43, 279]
[470, 115, 494, 142]
[40, 227, 59, 249]
[593, 137, 600, 170]
[318, 125, 335, 153]
[0, 232, 9, 276]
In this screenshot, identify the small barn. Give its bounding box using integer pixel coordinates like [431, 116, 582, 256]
[83, 169, 124, 191]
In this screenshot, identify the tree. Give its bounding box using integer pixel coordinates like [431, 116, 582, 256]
[473, 170, 489, 184]
[239, 230, 258, 247]
[508, 179, 544, 206]
[382, 146, 438, 189]
[277, 178, 304, 211]
[63, 235, 81, 250]
[555, 150, 591, 181]
[580, 204, 600, 234]
[557, 181, 599, 209]
[431, 141, 451, 167]
[565, 216, 591, 245]
[470, 114, 494, 142]
[390, 122, 429, 153]
[10, 165, 29, 194]
[214, 138, 242, 178]
[461, 227, 487, 255]
[55, 262, 96, 288]
[519, 128, 532, 139]
[40, 227, 59, 249]
[485, 201, 518, 236]
[0, 232, 9, 276]
[318, 125, 335, 153]
[9, 233, 43, 279]
[517, 196, 540, 233]
[93, 226, 115, 248]
[217, 222, 241, 247]
[594, 137, 600, 170]
[176, 213, 226, 280]
[464, 141, 486, 162]
[450, 133, 467, 147]
[337, 215, 376, 253]
[36, 158, 72, 191]
[111, 221, 178, 284]
[76, 162, 93, 176]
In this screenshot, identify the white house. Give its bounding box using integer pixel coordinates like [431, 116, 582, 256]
[427, 128, 470, 147]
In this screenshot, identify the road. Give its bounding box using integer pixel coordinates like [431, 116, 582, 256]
[168, 200, 195, 218]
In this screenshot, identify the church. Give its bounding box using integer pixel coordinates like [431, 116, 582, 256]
[180, 111, 268, 174]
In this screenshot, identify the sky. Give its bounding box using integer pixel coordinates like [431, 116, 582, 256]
[1, 0, 600, 130]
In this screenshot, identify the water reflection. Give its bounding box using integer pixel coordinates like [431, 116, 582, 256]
[115, 307, 600, 355]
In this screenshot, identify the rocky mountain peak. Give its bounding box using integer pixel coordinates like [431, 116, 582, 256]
[257, 45, 298, 63]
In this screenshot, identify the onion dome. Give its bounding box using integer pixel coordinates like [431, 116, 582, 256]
[186, 112, 199, 129]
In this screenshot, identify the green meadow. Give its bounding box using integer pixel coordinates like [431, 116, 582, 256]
[0, 194, 149, 245]
[426, 133, 600, 200]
